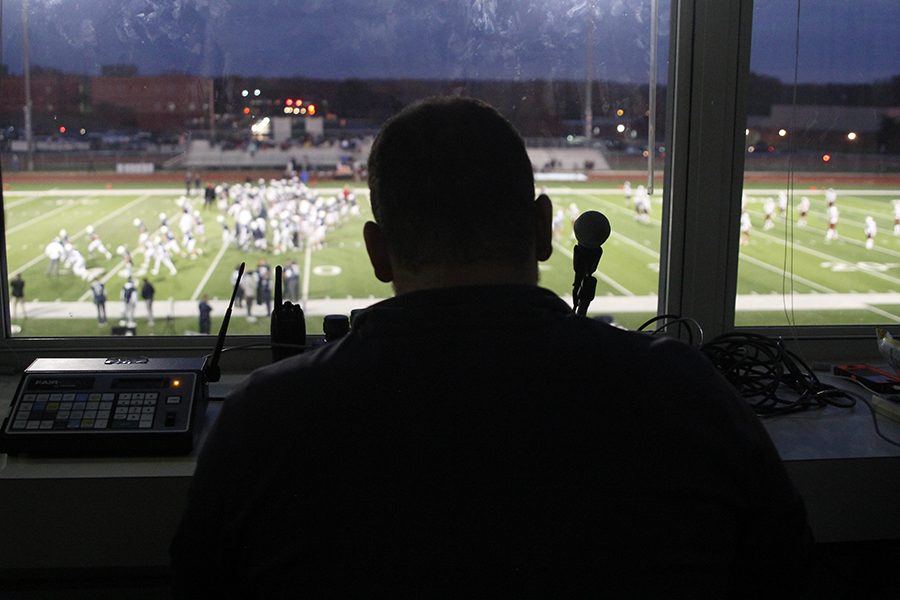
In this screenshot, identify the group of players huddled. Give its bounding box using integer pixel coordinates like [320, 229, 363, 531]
[42, 176, 362, 292]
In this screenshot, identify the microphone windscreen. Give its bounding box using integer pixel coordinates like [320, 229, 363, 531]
[574, 210, 611, 248]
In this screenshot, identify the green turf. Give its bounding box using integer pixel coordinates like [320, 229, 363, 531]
[6, 179, 900, 337]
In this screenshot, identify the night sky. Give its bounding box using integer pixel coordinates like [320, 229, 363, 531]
[1, 0, 898, 84]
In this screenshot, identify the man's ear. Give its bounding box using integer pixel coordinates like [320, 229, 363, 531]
[534, 194, 553, 262]
[363, 221, 394, 283]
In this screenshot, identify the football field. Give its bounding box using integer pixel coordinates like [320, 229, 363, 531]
[4, 179, 900, 336]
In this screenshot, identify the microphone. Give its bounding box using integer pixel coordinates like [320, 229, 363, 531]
[574, 210, 612, 249]
[571, 211, 611, 316]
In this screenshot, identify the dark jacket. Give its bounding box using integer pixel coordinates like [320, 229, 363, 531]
[172, 285, 810, 598]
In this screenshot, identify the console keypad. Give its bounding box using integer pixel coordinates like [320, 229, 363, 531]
[10, 392, 160, 431]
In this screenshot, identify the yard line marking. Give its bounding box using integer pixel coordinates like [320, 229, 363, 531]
[575, 193, 663, 258]
[738, 253, 836, 293]
[301, 244, 313, 309]
[863, 305, 900, 324]
[191, 240, 230, 301]
[78, 259, 131, 301]
[4, 188, 59, 209]
[609, 231, 659, 258]
[10, 194, 153, 278]
[5, 203, 75, 235]
[552, 241, 635, 296]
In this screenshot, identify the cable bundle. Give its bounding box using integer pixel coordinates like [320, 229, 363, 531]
[699, 332, 855, 417]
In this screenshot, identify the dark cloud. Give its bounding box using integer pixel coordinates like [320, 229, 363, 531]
[3, 0, 897, 84]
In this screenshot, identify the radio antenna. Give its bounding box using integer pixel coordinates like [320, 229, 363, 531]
[206, 261, 244, 383]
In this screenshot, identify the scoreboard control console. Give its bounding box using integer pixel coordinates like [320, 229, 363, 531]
[0, 357, 209, 456]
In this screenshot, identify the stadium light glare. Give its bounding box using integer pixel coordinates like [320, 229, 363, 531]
[250, 117, 271, 136]
[847, 132, 858, 141]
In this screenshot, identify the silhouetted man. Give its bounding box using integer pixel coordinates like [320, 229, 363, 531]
[172, 97, 810, 598]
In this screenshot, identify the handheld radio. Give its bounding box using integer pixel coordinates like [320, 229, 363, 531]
[270, 264, 306, 362]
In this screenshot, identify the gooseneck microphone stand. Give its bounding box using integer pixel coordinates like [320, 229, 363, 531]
[571, 210, 611, 317]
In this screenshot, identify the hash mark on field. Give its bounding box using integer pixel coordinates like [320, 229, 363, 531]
[552, 241, 635, 296]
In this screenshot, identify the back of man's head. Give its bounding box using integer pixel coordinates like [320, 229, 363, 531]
[367, 97, 536, 272]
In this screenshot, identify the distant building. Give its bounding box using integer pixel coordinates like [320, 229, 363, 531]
[91, 73, 213, 133]
[100, 64, 139, 77]
[0, 69, 86, 122]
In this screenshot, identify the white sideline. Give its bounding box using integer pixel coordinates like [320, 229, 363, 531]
[11, 292, 900, 323]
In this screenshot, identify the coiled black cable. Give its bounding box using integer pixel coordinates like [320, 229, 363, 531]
[636, 314, 704, 347]
[699, 332, 856, 417]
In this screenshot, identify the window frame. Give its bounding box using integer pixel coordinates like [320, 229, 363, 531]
[0, 0, 885, 372]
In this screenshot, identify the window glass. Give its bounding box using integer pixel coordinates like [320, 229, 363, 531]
[736, 0, 900, 327]
[2, 0, 669, 336]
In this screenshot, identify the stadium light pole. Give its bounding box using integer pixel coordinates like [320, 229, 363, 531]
[584, 5, 594, 142]
[22, 0, 35, 172]
[647, 0, 659, 195]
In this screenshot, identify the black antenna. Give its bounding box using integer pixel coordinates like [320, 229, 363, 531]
[274, 265, 282, 307]
[206, 261, 244, 383]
